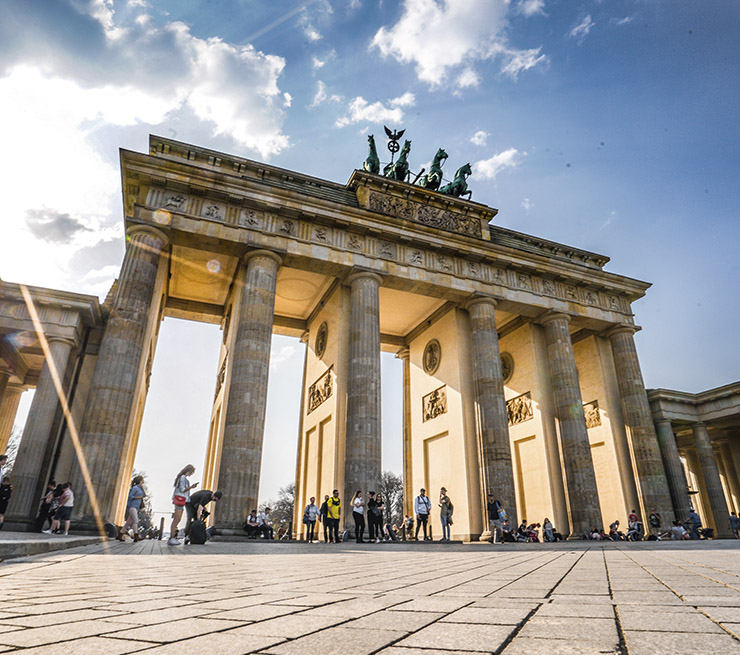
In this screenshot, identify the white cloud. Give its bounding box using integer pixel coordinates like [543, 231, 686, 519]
[335, 93, 415, 127]
[470, 130, 489, 146]
[389, 92, 415, 108]
[498, 46, 547, 79]
[303, 23, 322, 41]
[312, 56, 326, 69]
[569, 15, 595, 43]
[371, 0, 546, 87]
[309, 80, 343, 108]
[522, 197, 533, 212]
[517, 0, 545, 16]
[270, 345, 297, 370]
[472, 148, 526, 180]
[611, 16, 634, 26]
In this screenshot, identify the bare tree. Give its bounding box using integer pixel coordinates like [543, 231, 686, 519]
[379, 470, 403, 528]
[3, 426, 22, 475]
[131, 469, 154, 530]
[260, 482, 295, 536]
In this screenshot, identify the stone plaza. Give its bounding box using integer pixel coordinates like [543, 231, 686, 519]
[2, 539, 740, 654]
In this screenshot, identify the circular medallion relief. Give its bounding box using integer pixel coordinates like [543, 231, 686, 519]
[315, 322, 328, 359]
[500, 352, 514, 384]
[423, 339, 441, 375]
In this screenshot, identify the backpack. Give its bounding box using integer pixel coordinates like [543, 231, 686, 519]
[189, 520, 207, 545]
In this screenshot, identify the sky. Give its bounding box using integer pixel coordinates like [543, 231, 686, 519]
[3, 0, 739, 515]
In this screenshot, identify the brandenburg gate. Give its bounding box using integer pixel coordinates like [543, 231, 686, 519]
[3, 134, 733, 539]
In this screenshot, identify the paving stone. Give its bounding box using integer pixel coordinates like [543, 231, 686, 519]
[209, 604, 308, 622]
[396, 622, 514, 652]
[502, 637, 621, 654]
[0, 620, 127, 647]
[617, 608, 723, 633]
[0, 608, 127, 628]
[129, 632, 285, 654]
[623, 630, 740, 654]
[440, 606, 533, 625]
[518, 617, 618, 642]
[344, 610, 442, 632]
[106, 617, 242, 643]
[8, 637, 157, 654]
[700, 607, 740, 622]
[224, 613, 349, 639]
[389, 597, 474, 613]
[261, 626, 406, 654]
[535, 603, 615, 619]
[376, 648, 487, 655]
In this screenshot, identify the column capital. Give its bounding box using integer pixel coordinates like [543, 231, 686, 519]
[45, 336, 78, 349]
[345, 269, 383, 287]
[395, 347, 410, 361]
[243, 249, 283, 268]
[604, 324, 638, 339]
[463, 295, 498, 312]
[654, 418, 673, 429]
[537, 311, 572, 327]
[126, 225, 169, 248]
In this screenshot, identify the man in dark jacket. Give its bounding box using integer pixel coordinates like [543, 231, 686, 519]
[185, 489, 222, 539]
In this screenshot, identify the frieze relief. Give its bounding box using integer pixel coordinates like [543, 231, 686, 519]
[367, 190, 482, 239]
[313, 227, 330, 243]
[584, 400, 601, 428]
[239, 209, 261, 228]
[507, 391, 533, 426]
[422, 385, 447, 422]
[308, 366, 333, 414]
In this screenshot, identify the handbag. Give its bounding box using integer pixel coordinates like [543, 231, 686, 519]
[173, 494, 187, 507]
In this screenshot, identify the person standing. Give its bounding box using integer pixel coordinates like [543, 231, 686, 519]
[439, 488, 453, 542]
[303, 496, 320, 543]
[0, 476, 12, 529]
[118, 475, 146, 542]
[487, 494, 504, 544]
[730, 512, 740, 539]
[376, 493, 386, 542]
[367, 491, 379, 543]
[34, 480, 57, 533]
[48, 482, 74, 536]
[169, 464, 198, 546]
[326, 490, 341, 543]
[648, 508, 662, 539]
[352, 490, 366, 543]
[319, 494, 330, 542]
[414, 488, 432, 541]
[688, 508, 702, 540]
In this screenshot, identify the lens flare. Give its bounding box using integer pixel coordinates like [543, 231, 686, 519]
[153, 209, 172, 225]
[206, 259, 222, 274]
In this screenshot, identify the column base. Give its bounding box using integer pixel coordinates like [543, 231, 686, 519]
[478, 530, 492, 543]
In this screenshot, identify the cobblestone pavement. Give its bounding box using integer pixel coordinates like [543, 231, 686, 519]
[1, 539, 740, 654]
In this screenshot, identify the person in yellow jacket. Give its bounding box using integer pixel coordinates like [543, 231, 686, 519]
[326, 489, 341, 543]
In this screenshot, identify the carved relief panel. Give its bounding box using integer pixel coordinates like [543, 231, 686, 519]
[507, 392, 533, 426]
[422, 385, 447, 422]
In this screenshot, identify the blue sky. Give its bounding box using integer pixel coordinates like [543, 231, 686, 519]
[2, 0, 739, 513]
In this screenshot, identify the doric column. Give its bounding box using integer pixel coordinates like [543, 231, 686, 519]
[0, 382, 24, 453]
[654, 419, 693, 521]
[73, 226, 168, 527]
[213, 249, 281, 531]
[720, 442, 740, 514]
[540, 312, 601, 537]
[713, 444, 736, 514]
[465, 297, 517, 532]
[692, 422, 731, 537]
[396, 348, 413, 519]
[0, 367, 10, 401]
[343, 271, 382, 528]
[8, 338, 75, 520]
[607, 326, 673, 521]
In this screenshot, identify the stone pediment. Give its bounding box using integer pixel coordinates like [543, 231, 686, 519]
[348, 170, 496, 242]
